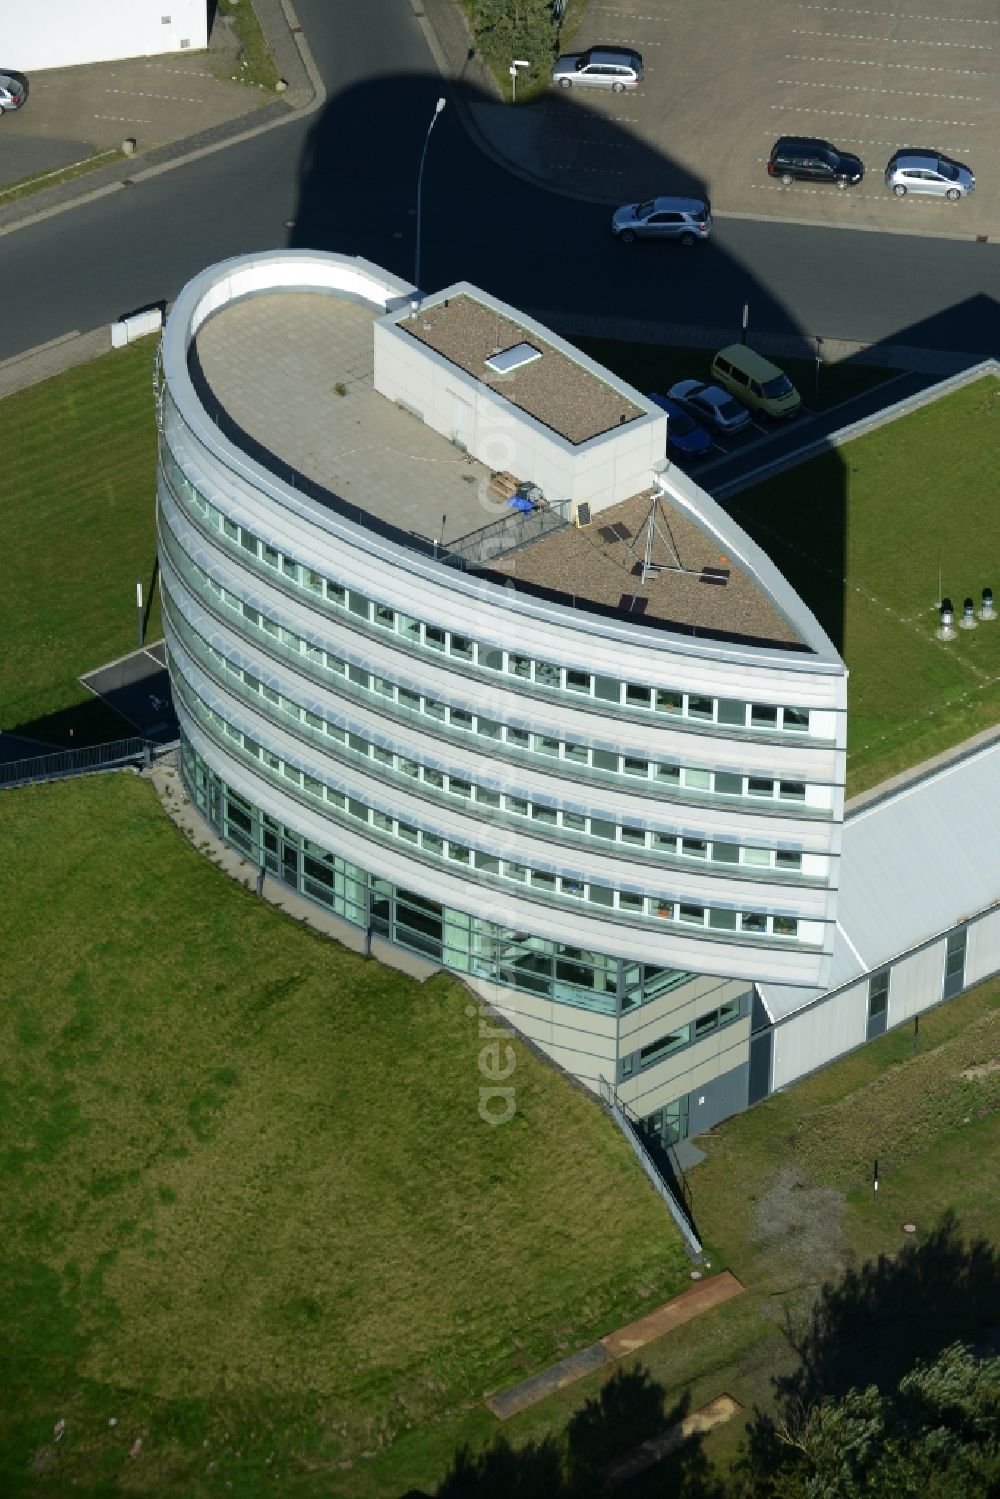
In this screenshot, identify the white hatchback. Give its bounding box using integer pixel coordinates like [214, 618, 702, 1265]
[885, 151, 975, 200]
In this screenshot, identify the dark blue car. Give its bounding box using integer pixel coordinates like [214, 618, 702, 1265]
[647, 393, 714, 460]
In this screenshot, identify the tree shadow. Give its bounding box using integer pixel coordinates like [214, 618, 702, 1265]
[430, 1365, 725, 1497]
[743, 1211, 1000, 1482]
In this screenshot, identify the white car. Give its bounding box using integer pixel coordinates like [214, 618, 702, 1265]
[667, 379, 750, 434]
[885, 151, 974, 200]
[0, 71, 27, 113]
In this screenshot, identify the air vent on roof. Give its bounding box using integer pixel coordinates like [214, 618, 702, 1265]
[485, 342, 542, 375]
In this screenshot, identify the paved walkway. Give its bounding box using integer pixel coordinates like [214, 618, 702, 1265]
[485, 1271, 743, 1420]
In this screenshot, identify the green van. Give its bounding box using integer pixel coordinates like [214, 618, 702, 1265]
[710, 345, 802, 419]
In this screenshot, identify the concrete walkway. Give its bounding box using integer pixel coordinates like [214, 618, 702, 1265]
[485, 1271, 743, 1420]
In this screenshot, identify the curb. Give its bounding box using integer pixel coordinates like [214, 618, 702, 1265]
[0, 0, 325, 240]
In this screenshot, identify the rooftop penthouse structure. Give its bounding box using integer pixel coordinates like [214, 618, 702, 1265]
[157, 251, 847, 1146]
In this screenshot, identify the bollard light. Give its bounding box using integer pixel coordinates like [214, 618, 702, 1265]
[960, 595, 977, 630]
[980, 586, 995, 621]
[937, 597, 956, 641]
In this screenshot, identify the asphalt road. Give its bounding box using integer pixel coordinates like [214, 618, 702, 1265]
[1, 0, 999, 362]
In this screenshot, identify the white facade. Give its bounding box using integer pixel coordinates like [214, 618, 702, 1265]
[3, 0, 208, 72]
[157, 250, 849, 1142]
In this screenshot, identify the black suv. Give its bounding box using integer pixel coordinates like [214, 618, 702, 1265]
[767, 137, 863, 190]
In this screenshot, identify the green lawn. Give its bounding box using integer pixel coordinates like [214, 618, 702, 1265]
[0, 773, 691, 1497]
[0, 339, 160, 745]
[728, 375, 1000, 793]
[570, 334, 897, 416]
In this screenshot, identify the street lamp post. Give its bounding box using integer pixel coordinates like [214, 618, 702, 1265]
[414, 96, 446, 293]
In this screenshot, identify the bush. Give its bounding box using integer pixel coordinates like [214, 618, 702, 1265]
[473, 0, 558, 91]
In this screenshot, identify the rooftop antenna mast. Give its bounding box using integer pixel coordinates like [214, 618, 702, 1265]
[629, 492, 703, 584]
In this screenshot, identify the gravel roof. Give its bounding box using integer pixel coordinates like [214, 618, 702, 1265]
[490, 489, 805, 648]
[400, 293, 643, 445]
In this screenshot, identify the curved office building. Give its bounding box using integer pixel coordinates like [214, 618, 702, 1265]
[157, 251, 847, 1142]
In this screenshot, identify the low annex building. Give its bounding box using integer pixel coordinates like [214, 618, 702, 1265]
[157, 251, 848, 1148]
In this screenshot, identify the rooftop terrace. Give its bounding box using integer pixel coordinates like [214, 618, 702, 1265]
[189, 285, 806, 649]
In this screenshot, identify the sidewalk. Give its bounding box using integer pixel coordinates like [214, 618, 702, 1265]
[0, 0, 320, 236]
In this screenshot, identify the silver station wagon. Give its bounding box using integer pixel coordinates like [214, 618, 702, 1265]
[552, 47, 643, 92]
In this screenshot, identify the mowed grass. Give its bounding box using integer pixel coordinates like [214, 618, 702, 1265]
[0, 339, 160, 742]
[0, 773, 690, 1497]
[444, 974, 1000, 1489]
[729, 375, 1000, 794]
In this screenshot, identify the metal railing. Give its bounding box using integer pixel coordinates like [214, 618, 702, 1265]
[443, 498, 571, 568]
[0, 736, 169, 791]
[599, 1074, 703, 1261]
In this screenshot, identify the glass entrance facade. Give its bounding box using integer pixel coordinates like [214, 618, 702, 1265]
[181, 736, 694, 1015]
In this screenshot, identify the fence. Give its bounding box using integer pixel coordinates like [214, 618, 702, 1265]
[598, 1075, 703, 1261]
[443, 498, 571, 569]
[0, 736, 169, 791]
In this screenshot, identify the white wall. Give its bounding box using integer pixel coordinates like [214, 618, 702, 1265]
[4, 0, 208, 72]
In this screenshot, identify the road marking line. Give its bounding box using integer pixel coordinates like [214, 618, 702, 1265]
[777, 77, 981, 100]
[800, 4, 997, 22]
[771, 103, 979, 123]
[760, 133, 973, 150]
[784, 52, 987, 74]
[791, 27, 992, 47]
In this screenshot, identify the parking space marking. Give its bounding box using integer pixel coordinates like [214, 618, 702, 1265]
[785, 53, 988, 75]
[800, 5, 997, 23]
[791, 27, 991, 47]
[93, 114, 152, 123]
[591, 9, 667, 20]
[760, 132, 973, 151]
[104, 88, 207, 102]
[772, 103, 979, 124]
[751, 181, 972, 205]
[777, 78, 982, 99]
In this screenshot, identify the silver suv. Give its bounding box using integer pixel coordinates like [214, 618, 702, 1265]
[552, 47, 643, 92]
[0, 71, 27, 113]
[611, 197, 712, 245]
[885, 151, 974, 200]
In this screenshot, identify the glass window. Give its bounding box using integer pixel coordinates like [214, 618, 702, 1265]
[687, 695, 714, 721]
[530, 805, 557, 826]
[530, 869, 556, 890]
[506, 727, 530, 749]
[476, 717, 501, 741]
[561, 877, 584, 899]
[422, 833, 444, 855]
[776, 849, 802, 871]
[779, 781, 806, 802]
[475, 851, 500, 873]
[424, 699, 446, 721]
[620, 825, 645, 846]
[740, 911, 766, 933]
[223, 515, 239, 540]
[640, 1026, 690, 1063]
[564, 742, 588, 764]
[397, 822, 419, 843]
[449, 778, 472, 799]
[655, 763, 681, 786]
[424, 625, 446, 652]
[505, 862, 528, 883]
[656, 689, 683, 715]
[371, 810, 393, 832]
[533, 735, 560, 757]
[398, 614, 421, 644]
[373, 603, 395, 629]
[261, 542, 279, 568]
[750, 704, 778, 729]
[588, 883, 614, 906]
[681, 837, 707, 859]
[747, 777, 774, 799]
[744, 846, 772, 868]
[684, 769, 711, 791]
[625, 683, 652, 709]
[397, 758, 419, 778]
[562, 811, 586, 831]
[372, 747, 392, 767]
[719, 998, 742, 1025]
[594, 675, 620, 703]
[239, 527, 258, 556]
[475, 787, 501, 808]
[590, 818, 616, 840]
[449, 634, 474, 660]
[773, 915, 798, 938]
[694, 1010, 719, 1038]
[652, 833, 678, 853]
[623, 757, 649, 778]
[713, 841, 739, 864]
[507, 654, 531, 679]
[326, 581, 345, 606]
[679, 903, 705, 926]
[717, 700, 746, 727]
[709, 909, 738, 931]
[714, 772, 743, 795]
[423, 768, 444, 789]
[566, 670, 592, 694]
[478, 645, 503, 671]
[618, 891, 644, 912]
[447, 844, 471, 864]
[783, 706, 810, 732]
[398, 689, 421, 712]
[534, 661, 560, 688]
[373, 676, 395, 698]
[348, 798, 368, 821]
[869, 971, 889, 1017]
[592, 749, 618, 772]
[348, 664, 367, 687]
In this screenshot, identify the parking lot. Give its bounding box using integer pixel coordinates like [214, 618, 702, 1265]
[532, 0, 1000, 237]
